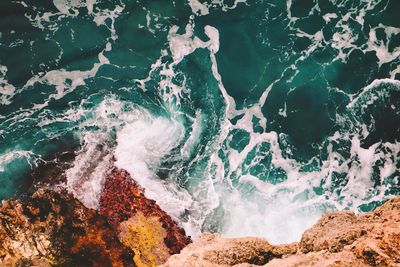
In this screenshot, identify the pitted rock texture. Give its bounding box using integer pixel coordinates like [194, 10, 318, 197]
[0, 188, 134, 267]
[162, 198, 400, 267]
[161, 233, 297, 267]
[99, 168, 191, 266]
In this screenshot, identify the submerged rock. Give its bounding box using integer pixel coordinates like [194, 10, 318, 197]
[162, 198, 400, 267]
[99, 168, 191, 267]
[0, 188, 133, 267]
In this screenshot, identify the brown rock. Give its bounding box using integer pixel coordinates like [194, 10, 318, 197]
[0, 188, 134, 267]
[162, 198, 400, 267]
[161, 233, 297, 267]
[299, 211, 368, 253]
[266, 251, 364, 267]
[297, 198, 400, 266]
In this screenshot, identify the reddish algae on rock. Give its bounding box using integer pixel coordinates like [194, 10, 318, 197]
[99, 168, 191, 266]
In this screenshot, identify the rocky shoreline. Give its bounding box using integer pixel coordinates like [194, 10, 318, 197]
[0, 188, 133, 266]
[0, 168, 190, 267]
[0, 167, 399, 267]
[163, 198, 400, 267]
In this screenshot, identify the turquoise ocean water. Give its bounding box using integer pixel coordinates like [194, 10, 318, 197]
[0, 0, 399, 243]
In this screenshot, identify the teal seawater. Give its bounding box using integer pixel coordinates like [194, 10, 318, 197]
[0, 0, 399, 243]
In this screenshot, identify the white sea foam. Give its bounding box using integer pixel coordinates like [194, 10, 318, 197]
[221, 0, 247, 11]
[204, 25, 237, 118]
[116, 116, 184, 182]
[391, 64, 400, 79]
[323, 13, 337, 22]
[181, 111, 203, 159]
[341, 136, 379, 199]
[45, 1, 400, 247]
[60, 94, 195, 221]
[0, 150, 38, 172]
[0, 65, 16, 105]
[286, 0, 298, 24]
[52, 0, 86, 16]
[168, 23, 221, 63]
[114, 114, 196, 219]
[355, 9, 365, 25]
[211, 113, 397, 244]
[66, 131, 113, 209]
[181, 74, 400, 244]
[188, 0, 209, 16]
[86, 0, 96, 14]
[25, 0, 123, 45]
[366, 24, 400, 67]
[25, 12, 58, 31]
[135, 22, 225, 108]
[134, 21, 330, 244]
[92, 5, 124, 41]
[64, 97, 143, 208]
[121, 23, 236, 237]
[288, 1, 399, 68]
[331, 23, 358, 62]
[347, 78, 400, 109]
[220, 181, 323, 244]
[168, 24, 206, 63]
[212, 109, 325, 243]
[194, 0, 246, 12]
[25, 50, 109, 110]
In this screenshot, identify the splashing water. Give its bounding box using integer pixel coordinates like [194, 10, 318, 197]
[0, 0, 399, 244]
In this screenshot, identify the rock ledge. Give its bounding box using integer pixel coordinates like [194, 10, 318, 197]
[162, 198, 400, 267]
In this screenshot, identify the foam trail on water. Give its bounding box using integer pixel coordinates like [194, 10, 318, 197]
[347, 78, 400, 109]
[0, 151, 37, 172]
[366, 24, 400, 67]
[25, 50, 110, 110]
[187, 0, 247, 15]
[0, 66, 16, 105]
[216, 113, 326, 243]
[26, 0, 398, 247]
[130, 22, 325, 243]
[188, 0, 209, 16]
[185, 77, 400, 244]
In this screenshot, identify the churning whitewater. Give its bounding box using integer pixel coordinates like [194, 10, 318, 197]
[0, 0, 399, 244]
